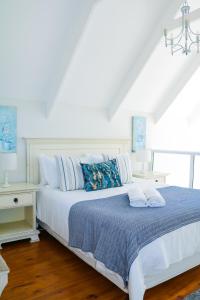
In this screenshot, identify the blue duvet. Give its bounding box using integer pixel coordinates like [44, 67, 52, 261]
[68, 186, 200, 284]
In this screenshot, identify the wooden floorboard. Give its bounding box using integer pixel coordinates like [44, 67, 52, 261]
[1, 231, 200, 300]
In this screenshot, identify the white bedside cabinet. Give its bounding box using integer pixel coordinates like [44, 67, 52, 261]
[0, 183, 39, 249]
[133, 171, 168, 184]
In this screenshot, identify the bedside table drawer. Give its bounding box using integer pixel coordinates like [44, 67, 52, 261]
[0, 193, 33, 209]
[146, 177, 166, 184]
[153, 177, 166, 184]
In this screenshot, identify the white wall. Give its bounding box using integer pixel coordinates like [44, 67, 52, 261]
[152, 65, 200, 151]
[0, 101, 133, 183]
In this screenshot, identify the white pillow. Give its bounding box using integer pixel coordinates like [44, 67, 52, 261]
[56, 155, 85, 191]
[82, 154, 104, 164]
[39, 155, 59, 189]
[39, 153, 104, 191]
[102, 153, 133, 184]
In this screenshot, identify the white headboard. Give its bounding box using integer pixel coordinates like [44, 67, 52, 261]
[26, 138, 131, 184]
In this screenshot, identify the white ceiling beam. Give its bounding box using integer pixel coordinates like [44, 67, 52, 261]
[166, 8, 200, 32]
[153, 55, 200, 123]
[46, 0, 98, 118]
[107, 0, 183, 121]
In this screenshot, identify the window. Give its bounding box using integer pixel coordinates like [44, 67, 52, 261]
[153, 152, 190, 187]
[193, 156, 200, 189]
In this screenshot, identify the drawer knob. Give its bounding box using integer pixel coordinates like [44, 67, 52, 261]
[13, 198, 18, 204]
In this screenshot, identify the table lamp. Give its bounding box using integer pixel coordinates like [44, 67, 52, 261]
[136, 149, 151, 173]
[0, 153, 17, 188]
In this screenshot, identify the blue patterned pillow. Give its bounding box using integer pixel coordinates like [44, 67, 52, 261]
[81, 159, 122, 192]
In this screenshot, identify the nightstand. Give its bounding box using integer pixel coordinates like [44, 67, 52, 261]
[133, 171, 168, 184]
[0, 183, 39, 249]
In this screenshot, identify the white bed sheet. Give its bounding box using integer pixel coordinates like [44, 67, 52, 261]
[37, 183, 200, 300]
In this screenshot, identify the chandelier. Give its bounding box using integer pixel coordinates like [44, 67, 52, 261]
[164, 1, 200, 55]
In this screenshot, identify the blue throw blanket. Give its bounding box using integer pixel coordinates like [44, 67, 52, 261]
[68, 186, 200, 284]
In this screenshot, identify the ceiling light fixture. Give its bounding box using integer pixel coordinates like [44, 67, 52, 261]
[164, 1, 200, 55]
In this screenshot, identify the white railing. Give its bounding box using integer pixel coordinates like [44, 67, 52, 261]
[151, 149, 200, 188]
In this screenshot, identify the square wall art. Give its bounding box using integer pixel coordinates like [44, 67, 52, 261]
[0, 106, 17, 153]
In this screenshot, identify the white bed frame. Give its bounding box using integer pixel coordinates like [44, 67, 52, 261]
[26, 138, 131, 184]
[26, 138, 200, 298]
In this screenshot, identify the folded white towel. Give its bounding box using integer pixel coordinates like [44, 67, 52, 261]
[128, 184, 148, 207]
[142, 186, 166, 207]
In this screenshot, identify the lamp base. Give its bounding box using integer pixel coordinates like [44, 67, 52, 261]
[141, 162, 147, 174]
[1, 183, 11, 188]
[2, 171, 11, 188]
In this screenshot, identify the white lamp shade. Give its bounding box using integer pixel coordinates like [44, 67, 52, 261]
[0, 153, 17, 171]
[136, 150, 151, 163]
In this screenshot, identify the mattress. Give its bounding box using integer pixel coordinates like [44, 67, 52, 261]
[37, 183, 200, 300]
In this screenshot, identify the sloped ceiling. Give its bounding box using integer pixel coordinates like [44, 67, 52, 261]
[1, 0, 198, 122]
[121, 35, 200, 122]
[122, 0, 200, 122]
[51, 0, 176, 111]
[0, 0, 95, 102]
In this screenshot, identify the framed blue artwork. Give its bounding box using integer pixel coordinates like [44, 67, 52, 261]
[0, 106, 17, 153]
[132, 116, 146, 152]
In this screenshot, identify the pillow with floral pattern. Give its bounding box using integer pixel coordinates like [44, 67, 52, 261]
[81, 159, 122, 192]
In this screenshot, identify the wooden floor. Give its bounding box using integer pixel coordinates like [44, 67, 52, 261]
[1, 231, 200, 300]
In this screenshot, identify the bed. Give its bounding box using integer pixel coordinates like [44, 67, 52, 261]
[26, 138, 200, 300]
